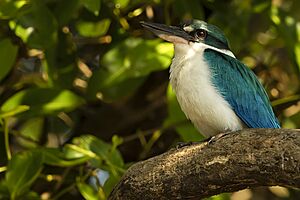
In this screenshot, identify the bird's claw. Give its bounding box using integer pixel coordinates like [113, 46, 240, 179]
[206, 132, 229, 145]
[176, 132, 229, 149]
[176, 141, 200, 149]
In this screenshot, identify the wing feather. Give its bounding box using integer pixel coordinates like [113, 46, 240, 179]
[204, 49, 280, 128]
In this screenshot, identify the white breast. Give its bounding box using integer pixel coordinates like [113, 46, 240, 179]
[169, 43, 244, 137]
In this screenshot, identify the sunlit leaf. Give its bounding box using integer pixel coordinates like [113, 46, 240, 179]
[9, 21, 33, 42]
[77, 181, 99, 200]
[252, 1, 270, 13]
[87, 38, 173, 101]
[0, 105, 29, 119]
[282, 110, 300, 129]
[76, 19, 111, 37]
[42, 148, 90, 167]
[101, 38, 173, 81]
[0, 38, 19, 81]
[1, 88, 85, 117]
[17, 117, 44, 148]
[205, 193, 231, 200]
[72, 135, 125, 170]
[112, 135, 123, 149]
[0, 0, 27, 19]
[5, 151, 43, 199]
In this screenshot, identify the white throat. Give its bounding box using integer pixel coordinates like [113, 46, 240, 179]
[169, 42, 244, 137]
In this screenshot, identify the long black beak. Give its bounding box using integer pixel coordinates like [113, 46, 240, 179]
[140, 21, 194, 44]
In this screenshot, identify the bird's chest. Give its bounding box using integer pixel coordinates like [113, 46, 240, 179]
[169, 46, 243, 136]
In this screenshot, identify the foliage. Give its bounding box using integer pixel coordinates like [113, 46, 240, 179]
[0, 0, 299, 199]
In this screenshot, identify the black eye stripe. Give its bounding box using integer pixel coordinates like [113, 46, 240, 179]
[188, 30, 229, 50]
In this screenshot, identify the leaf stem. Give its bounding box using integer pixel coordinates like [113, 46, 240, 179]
[4, 119, 11, 160]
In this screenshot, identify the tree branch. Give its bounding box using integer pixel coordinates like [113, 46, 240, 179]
[108, 129, 300, 199]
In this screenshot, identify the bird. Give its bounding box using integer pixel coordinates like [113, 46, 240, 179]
[141, 20, 280, 137]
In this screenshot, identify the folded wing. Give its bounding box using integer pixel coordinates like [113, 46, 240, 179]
[204, 49, 280, 128]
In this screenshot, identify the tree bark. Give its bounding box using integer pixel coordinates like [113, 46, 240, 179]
[108, 129, 300, 200]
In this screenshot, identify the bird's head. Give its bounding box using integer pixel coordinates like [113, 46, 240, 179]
[141, 20, 232, 55]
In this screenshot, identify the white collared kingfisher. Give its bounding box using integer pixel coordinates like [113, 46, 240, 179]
[141, 20, 280, 137]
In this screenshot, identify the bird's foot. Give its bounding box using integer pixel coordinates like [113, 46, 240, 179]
[176, 132, 230, 149]
[206, 132, 230, 145]
[176, 141, 200, 149]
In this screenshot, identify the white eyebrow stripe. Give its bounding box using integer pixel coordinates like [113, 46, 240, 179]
[190, 42, 236, 58]
[183, 26, 194, 32]
[211, 47, 236, 58]
[202, 43, 236, 58]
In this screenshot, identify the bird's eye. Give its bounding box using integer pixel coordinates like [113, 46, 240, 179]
[195, 29, 207, 40]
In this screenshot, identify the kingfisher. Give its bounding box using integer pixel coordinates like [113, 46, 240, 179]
[141, 20, 280, 137]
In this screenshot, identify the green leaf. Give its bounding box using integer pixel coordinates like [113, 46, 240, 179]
[5, 151, 43, 199]
[81, 0, 101, 15]
[54, 0, 81, 26]
[19, 118, 43, 141]
[0, 0, 27, 19]
[164, 85, 203, 141]
[69, 135, 125, 199]
[252, 1, 270, 13]
[17, 117, 44, 148]
[1, 88, 85, 117]
[294, 43, 300, 73]
[77, 181, 99, 200]
[204, 193, 231, 200]
[271, 95, 300, 107]
[0, 181, 9, 199]
[87, 38, 173, 101]
[88, 76, 146, 101]
[0, 105, 30, 119]
[112, 135, 123, 149]
[270, 6, 300, 75]
[0, 38, 19, 81]
[9, 21, 33, 43]
[27, 1, 58, 49]
[76, 19, 111, 37]
[102, 171, 121, 197]
[42, 148, 90, 167]
[23, 191, 40, 200]
[102, 38, 173, 81]
[72, 135, 125, 170]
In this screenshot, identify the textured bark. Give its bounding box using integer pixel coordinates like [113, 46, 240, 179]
[108, 129, 300, 200]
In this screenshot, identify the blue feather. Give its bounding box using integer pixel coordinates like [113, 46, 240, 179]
[204, 49, 280, 128]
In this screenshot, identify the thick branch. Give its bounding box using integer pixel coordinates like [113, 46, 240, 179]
[109, 129, 300, 199]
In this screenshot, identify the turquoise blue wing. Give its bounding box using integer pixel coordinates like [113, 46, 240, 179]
[204, 49, 280, 128]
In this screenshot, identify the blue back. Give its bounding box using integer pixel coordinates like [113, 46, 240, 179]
[204, 49, 280, 128]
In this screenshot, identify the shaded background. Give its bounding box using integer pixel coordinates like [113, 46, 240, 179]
[0, 0, 299, 199]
